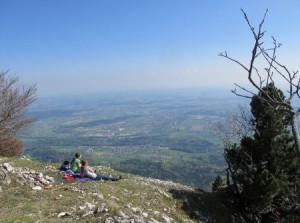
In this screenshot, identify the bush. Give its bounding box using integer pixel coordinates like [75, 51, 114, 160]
[0, 137, 23, 156]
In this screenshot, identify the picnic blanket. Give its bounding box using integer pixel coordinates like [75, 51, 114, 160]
[62, 172, 95, 182]
[75, 176, 95, 182]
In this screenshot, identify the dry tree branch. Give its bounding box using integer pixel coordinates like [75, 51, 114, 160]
[220, 9, 300, 156]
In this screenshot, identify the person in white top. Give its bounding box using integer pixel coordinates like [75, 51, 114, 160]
[80, 160, 121, 181]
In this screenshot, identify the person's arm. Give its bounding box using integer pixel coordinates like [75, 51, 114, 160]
[87, 166, 95, 173]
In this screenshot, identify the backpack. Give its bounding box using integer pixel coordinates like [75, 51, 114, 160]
[60, 160, 71, 171]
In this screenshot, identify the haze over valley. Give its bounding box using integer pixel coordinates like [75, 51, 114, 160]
[21, 88, 247, 190]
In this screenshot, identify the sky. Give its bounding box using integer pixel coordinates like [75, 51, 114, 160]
[0, 0, 300, 97]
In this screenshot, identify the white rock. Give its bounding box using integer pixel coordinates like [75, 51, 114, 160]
[158, 189, 171, 198]
[79, 205, 86, 210]
[131, 207, 142, 213]
[39, 178, 50, 185]
[150, 218, 160, 223]
[45, 175, 55, 182]
[57, 212, 72, 218]
[85, 202, 95, 210]
[3, 163, 13, 172]
[91, 192, 104, 199]
[28, 177, 35, 183]
[142, 212, 148, 218]
[153, 211, 160, 216]
[94, 203, 109, 214]
[82, 211, 93, 217]
[118, 210, 128, 218]
[37, 173, 43, 179]
[110, 195, 119, 200]
[32, 186, 42, 191]
[79, 202, 95, 210]
[162, 214, 173, 223]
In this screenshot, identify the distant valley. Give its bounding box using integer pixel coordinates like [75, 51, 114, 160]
[22, 88, 248, 190]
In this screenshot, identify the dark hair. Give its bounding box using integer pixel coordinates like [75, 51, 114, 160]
[75, 153, 80, 158]
[81, 160, 87, 173]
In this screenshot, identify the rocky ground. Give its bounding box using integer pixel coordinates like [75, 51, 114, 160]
[0, 156, 230, 223]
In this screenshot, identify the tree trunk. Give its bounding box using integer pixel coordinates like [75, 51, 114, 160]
[291, 114, 300, 158]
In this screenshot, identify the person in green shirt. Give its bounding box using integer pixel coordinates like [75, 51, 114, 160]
[70, 153, 82, 173]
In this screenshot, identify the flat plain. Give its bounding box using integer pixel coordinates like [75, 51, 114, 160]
[22, 88, 247, 190]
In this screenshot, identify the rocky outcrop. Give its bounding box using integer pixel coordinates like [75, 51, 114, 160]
[0, 161, 55, 190]
[0, 157, 202, 222]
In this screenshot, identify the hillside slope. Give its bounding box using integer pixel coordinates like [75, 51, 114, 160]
[0, 156, 230, 223]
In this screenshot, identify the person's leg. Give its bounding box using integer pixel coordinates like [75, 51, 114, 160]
[96, 174, 121, 181]
[95, 174, 109, 180]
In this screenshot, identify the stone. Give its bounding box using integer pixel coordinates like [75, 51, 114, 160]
[158, 189, 171, 198]
[45, 175, 55, 182]
[32, 186, 42, 191]
[38, 178, 50, 186]
[131, 207, 141, 213]
[162, 214, 172, 223]
[84, 202, 95, 209]
[57, 212, 72, 218]
[3, 163, 14, 172]
[28, 177, 35, 187]
[91, 192, 104, 199]
[36, 173, 43, 179]
[94, 203, 109, 214]
[82, 211, 93, 217]
[110, 195, 119, 200]
[149, 218, 160, 223]
[0, 168, 11, 184]
[153, 211, 160, 216]
[118, 210, 128, 218]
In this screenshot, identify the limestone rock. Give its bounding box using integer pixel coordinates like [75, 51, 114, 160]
[105, 216, 146, 223]
[32, 186, 42, 191]
[3, 163, 14, 172]
[94, 203, 109, 214]
[0, 168, 11, 184]
[162, 214, 173, 223]
[57, 212, 72, 218]
[45, 175, 55, 182]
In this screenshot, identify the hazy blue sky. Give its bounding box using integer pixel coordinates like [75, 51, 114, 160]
[1, 0, 299, 97]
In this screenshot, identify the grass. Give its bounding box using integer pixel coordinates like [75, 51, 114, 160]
[1, 156, 233, 222]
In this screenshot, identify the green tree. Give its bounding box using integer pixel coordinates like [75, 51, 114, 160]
[225, 84, 299, 222]
[211, 175, 224, 192]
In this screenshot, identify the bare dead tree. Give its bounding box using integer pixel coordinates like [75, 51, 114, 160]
[212, 105, 253, 147]
[211, 105, 254, 187]
[219, 9, 300, 158]
[0, 71, 36, 154]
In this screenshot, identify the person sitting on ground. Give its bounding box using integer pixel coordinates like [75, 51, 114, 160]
[81, 160, 121, 181]
[70, 152, 82, 173]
